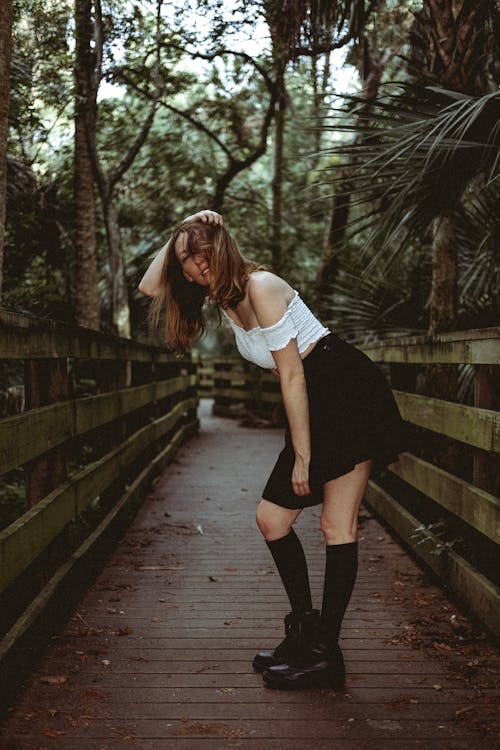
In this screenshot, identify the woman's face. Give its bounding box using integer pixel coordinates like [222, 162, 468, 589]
[174, 232, 211, 287]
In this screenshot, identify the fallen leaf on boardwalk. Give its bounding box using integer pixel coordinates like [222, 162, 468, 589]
[196, 524, 204, 534]
[44, 729, 67, 737]
[208, 576, 218, 582]
[83, 688, 108, 699]
[455, 705, 474, 716]
[433, 684, 442, 690]
[217, 687, 234, 694]
[432, 641, 451, 651]
[116, 626, 133, 636]
[39, 676, 68, 685]
[102, 659, 111, 666]
[136, 565, 185, 570]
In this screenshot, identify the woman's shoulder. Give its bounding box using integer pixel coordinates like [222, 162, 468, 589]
[247, 271, 295, 301]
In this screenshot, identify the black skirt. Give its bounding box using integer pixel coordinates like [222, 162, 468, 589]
[262, 332, 409, 509]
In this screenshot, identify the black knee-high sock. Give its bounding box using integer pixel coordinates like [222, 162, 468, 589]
[266, 529, 312, 615]
[321, 541, 358, 642]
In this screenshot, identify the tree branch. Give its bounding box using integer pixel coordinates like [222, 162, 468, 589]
[118, 71, 235, 159]
[106, 0, 164, 192]
[158, 42, 275, 92]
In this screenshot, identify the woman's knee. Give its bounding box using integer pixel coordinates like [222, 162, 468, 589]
[256, 500, 296, 541]
[320, 514, 357, 545]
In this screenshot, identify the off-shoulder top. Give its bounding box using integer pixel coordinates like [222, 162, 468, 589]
[221, 291, 330, 370]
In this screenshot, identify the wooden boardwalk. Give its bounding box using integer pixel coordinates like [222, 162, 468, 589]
[1, 400, 498, 749]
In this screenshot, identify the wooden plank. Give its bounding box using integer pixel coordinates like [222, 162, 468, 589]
[212, 387, 281, 404]
[0, 376, 194, 474]
[0, 401, 73, 474]
[0, 420, 197, 694]
[390, 452, 500, 543]
[1, 740, 481, 750]
[364, 480, 500, 638]
[394, 390, 500, 452]
[24, 358, 69, 506]
[0, 398, 197, 593]
[0, 308, 186, 363]
[473, 365, 500, 494]
[360, 327, 500, 364]
[9, 716, 489, 740]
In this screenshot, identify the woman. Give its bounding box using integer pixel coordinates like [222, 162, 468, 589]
[139, 209, 407, 690]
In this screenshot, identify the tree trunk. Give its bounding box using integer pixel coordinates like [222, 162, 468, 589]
[103, 194, 130, 338]
[316, 41, 388, 304]
[419, 0, 489, 384]
[429, 211, 458, 335]
[74, 0, 101, 330]
[413, 0, 491, 95]
[271, 62, 285, 273]
[0, 0, 13, 302]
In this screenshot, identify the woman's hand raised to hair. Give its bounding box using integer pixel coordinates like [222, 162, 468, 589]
[182, 210, 223, 225]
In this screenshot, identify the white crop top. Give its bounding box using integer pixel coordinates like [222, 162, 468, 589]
[222, 292, 330, 369]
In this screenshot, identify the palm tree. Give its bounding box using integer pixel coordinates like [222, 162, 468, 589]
[320, 86, 500, 328]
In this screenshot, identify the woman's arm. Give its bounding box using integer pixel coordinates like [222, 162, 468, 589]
[248, 275, 311, 496]
[138, 239, 170, 297]
[138, 210, 223, 297]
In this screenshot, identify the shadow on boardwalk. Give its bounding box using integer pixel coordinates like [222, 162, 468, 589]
[1, 400, 498, 749]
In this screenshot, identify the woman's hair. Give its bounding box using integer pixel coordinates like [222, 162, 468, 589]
[149, 220, 266, 351]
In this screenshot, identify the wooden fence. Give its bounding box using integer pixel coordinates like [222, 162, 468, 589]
[199, 328, 500, 638]
[0, 309, 198, 696]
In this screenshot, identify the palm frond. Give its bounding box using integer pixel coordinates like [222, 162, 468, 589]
[319, 86, 500, 275]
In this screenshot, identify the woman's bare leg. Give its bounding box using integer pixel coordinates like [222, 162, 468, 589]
[320, 459, 372, 543]
[320, 459, 372, 642]
[256, 499, 302, 541]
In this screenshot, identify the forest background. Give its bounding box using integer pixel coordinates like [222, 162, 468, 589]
[0, 0, 499, 359]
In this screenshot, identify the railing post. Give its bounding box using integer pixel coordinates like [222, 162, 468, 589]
[97, 359, 130, 446]
[24, 358, 69, 507]
[186, 353, 199, 427]
[473, 364, 500, 493]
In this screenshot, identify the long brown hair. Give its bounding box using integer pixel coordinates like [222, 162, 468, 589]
[149, 221, 265, 350]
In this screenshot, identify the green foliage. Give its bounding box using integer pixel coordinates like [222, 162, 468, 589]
[4, 0, 498, 348]
[0, 475, 25, 532]
[318, 86, 500, 333]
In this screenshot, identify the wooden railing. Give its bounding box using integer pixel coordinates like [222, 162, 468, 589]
[0, 309, 198, 693]
[198, 357, 282, 422]
[199, 328, 500, 637]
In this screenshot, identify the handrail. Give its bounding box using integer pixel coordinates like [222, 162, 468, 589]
[0, 308, 199, 689]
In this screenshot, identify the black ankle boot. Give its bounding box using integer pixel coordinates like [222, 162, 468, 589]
[253, 611, 303, 672]
[262, 612, 345, 690]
